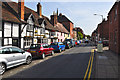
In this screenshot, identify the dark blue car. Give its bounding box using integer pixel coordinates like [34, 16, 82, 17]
[50, 42, 65, 53]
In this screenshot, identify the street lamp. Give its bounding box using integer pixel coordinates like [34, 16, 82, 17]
[94, 13, 104, 43]
[94, 14, 104, 22]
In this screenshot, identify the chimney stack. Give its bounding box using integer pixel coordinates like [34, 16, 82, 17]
[37, 2, 42, 18]
[50, 11, 57, 27]
[18, 0, 24, 21]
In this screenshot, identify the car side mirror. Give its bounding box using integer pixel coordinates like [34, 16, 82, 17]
[21, 51, 25, 54]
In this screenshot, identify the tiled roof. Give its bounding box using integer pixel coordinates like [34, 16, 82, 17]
[58, 15, 73, 24]
[56, 23, 69, 34]
[1, 1, 70, 33]
[2, 2, 21, 23]
[2, 1, 58, 31]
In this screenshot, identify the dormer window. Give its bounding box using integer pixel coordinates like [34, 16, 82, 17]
[27, 24, 33, 31]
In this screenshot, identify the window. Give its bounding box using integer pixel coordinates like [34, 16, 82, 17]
[59, 42, 63, 45]
[114, 9, 117, 20]
[24, 39, 32, 47]
[0, 48, 9, 54]
[114, 30, 117, 44]
[27, 25, 33, 31]
[30, 44, 41, 49]
[9, 47, 23, 53]
[40, 29, 43, 34]
[43, 44, 49, 48]
[109, 15, 112, 24]
[51, 43, 58, 46]
[68, 34, 69, 37]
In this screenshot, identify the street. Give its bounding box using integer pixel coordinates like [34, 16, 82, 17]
[1, 43, 95, 79]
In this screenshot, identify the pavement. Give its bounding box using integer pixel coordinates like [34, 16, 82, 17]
[94, 47, 120, 79]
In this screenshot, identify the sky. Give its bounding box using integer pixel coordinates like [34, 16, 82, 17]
[11, 0, 116, 35]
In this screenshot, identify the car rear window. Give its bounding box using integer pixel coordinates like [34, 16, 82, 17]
[65, 39, 71, 41]
[51, 43, 58, 45]
[30, 44, 41, 49]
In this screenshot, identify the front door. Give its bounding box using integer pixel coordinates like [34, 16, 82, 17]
[12, 39, 18, 47]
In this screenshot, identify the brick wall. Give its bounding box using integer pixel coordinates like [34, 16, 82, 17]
[60, 22, 74, 39]
[108, 2, 119, 54]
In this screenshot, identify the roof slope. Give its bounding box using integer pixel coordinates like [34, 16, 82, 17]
[58, 15, 73, 24]
[1, 1, 58, 31]
[56, 23, 69, 34]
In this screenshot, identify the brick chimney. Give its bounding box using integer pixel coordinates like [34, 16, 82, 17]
[18, 0, 24, 21]
[50, 11, 57, 27]
[37, 2, 42, 18]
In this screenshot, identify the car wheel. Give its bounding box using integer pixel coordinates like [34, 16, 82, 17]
[0, 63, 6, 75]
[68, 46, 70, 49]
[59, 49, 62, 53]
[26, 56, 32, 65]
[51, 51, 54, 56]
[41, 53, 45, 59]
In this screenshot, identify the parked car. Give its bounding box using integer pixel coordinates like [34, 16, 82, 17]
[50, 42, 65, 53]
[63, 41, 72, 49]
[75, 40, 80, 45]
[27, 44, 54, 59]
[103, 40, 109, 46]
[85, 40, 89, 43]
[65, 39, 76, 47]
[0, 46, 32, 75]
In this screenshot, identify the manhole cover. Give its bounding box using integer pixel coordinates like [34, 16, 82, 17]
[98, 56, 108, 59]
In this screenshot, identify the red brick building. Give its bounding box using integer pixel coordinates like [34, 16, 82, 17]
[91, 30, 97, 42]
[108, 1, 120, 54]
[97, 19, 109, 41]
[58, 13, 74, 39]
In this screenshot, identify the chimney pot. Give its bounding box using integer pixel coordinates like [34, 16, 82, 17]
[37, 2, 42, 17]
[18, 0, 24, 20]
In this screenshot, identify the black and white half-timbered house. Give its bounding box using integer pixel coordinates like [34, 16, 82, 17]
[1, 0, 59, 49]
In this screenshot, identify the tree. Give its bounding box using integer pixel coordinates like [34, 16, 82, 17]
[77, 32, 83, 40]
[85, 35, 91, 39]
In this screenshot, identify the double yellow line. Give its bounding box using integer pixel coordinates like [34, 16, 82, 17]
[83, 49, 95, 80]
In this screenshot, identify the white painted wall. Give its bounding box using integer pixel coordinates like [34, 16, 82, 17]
[4, 22, 11, 37]
[0, 31, 2, 37]
[45, 30, 49, 38]
[21, 38, 24, 49]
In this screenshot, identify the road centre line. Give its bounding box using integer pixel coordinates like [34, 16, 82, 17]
[83, 52, 92, 80]
[88, 52, 94, 80]
[83, 49, 95, 80]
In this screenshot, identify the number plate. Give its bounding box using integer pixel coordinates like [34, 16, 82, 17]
[30, 51, 36, 53]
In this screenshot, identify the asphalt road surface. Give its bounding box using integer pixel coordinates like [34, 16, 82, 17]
[2, 43, 95, 79]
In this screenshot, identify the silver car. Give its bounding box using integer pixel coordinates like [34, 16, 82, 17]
[0, 46, 32, 75]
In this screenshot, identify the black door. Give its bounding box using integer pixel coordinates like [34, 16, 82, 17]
[12, 39, 18, 47]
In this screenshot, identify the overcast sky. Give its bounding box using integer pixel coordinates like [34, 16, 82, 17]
[11, 0, 116, 35]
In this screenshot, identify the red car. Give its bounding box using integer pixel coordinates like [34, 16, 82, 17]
[27, 43, 54, 59]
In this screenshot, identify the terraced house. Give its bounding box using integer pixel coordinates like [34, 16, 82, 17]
[0, 0, 70, 49]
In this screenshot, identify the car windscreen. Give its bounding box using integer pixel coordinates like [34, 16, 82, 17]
[51, 43, 58, 46]
[30, 44, 41, 49]
[65, 39, 71, 41]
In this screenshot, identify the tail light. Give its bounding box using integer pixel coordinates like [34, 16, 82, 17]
[57, 46, 59, 48]
[27, 49, 30, 52]
[39, 51, 41, 53]
[40, 47, 43, 50]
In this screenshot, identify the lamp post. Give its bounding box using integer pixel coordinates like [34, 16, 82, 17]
[94, 14, 104, 43]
